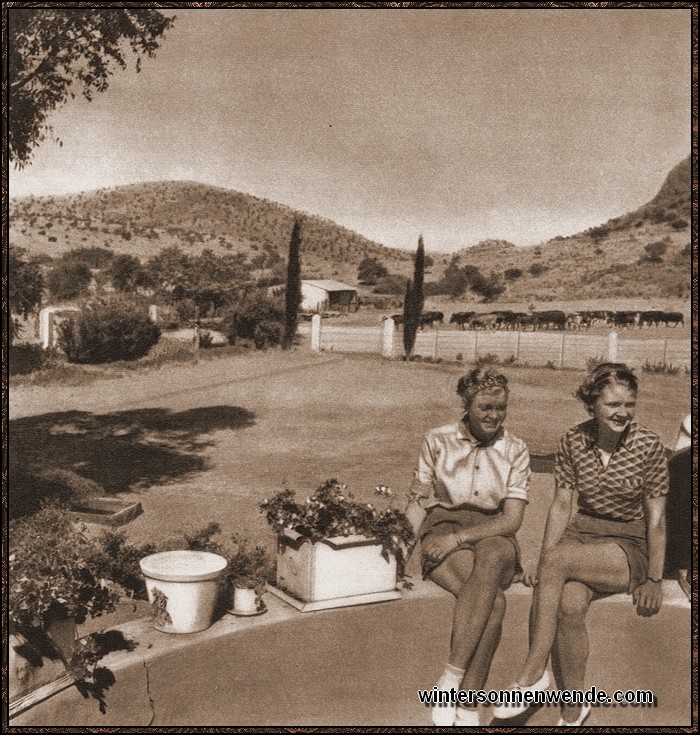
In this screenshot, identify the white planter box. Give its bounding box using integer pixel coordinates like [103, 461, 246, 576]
[269, 530, 401, 611]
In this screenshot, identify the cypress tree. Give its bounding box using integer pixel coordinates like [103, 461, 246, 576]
[283, 217, 303, 349]
[403, 235, 425, 358]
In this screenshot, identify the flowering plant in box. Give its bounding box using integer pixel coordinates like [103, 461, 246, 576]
[260, 479, 415, 580]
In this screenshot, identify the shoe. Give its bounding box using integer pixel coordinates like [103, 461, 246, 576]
[455, 706, 480, 727]
[557, 703, 592, 726]
[491, 669, 551, 719]
[431, 679, 458, 726]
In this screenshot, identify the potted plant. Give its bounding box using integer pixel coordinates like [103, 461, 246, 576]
[9, 506, 120, 702]
[261, 479, 415, 611]
[222, 534, 274, 616]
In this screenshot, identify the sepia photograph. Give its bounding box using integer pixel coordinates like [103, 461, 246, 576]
[4, 2, 695, 728]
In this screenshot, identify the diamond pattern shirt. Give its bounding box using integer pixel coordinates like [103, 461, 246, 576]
[555, 419, 669, 521]
[411, 420, 531, 511]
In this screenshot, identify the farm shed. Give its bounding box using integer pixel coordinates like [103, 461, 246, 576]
[301, 280, 359, 313]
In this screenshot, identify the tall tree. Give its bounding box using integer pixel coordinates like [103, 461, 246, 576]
[9, 247, 44, 344]
[283, 217, 303, 349]
[403, 235, 425, 358]
[9, 8, 175, 166]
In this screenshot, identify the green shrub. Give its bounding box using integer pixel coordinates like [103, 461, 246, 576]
[47, 261, 92, 301]
[57, 297, 161, 364]
[671, 218, 689, 230]
[642, 360, 680, 375]
[224, 293, 285, 349]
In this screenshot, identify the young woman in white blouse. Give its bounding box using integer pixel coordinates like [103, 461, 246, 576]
[405, 367, 531, 727]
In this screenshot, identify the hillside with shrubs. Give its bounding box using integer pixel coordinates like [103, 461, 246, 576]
[9, 157, 690, 311]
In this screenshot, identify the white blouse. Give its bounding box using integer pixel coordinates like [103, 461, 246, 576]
[410, 420, 531, 512]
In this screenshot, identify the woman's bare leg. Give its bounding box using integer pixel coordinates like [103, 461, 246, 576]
[431, 537, 515, 674]
[518, 541, 628, 686]
[551, 581, 595, 722]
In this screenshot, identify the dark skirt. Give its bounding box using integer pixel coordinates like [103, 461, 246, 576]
[419, 505, 522, 584]
[559, 512, 648, 594]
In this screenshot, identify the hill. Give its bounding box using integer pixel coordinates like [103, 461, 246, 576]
[8, 181, 413, 283]
[9, 157, 691, 300]
[444, 156, 691, 300]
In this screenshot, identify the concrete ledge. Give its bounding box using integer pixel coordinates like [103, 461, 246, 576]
[10, 579, 691, 727]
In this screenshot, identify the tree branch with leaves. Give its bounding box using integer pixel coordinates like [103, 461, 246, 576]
[8, 8, 175, 167]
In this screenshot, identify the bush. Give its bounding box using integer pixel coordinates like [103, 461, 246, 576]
[642, 360, 680, 375]
[47, 261, 93, 301]
[504, 268, 523, 281]
[224, 292, 285, 349]
[57, 297, 161, 364]
[9, 344, 49, 375]
[671, 218, 689, 230]
[373, 274, 408, 295]
[528, 262, 549, 277]
[641, 240, 668, 263]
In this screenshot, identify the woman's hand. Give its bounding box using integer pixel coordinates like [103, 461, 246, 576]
[521, 562, 540, 587]
[632, 579, 663, 617]
[422, 532, 463, 563]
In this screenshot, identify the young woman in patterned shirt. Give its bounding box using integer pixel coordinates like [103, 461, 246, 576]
[405, 367, 531, 727]
[493, 363, 668, 726]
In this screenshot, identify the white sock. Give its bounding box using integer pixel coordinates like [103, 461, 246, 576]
[437, 662, 466, 689]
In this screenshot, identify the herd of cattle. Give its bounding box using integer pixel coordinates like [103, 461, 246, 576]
[388, 309, 685, 331]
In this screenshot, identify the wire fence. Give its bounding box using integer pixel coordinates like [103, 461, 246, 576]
[301, 318, 691, 371]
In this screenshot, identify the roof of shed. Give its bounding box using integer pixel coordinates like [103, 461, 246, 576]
[301, 279, 357, 292]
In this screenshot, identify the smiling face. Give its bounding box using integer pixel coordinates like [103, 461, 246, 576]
[590, 382, 637, 437]
[466, 387, 508, 443]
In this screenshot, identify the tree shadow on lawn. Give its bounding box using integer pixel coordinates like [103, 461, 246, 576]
[9, 406, 255, 519]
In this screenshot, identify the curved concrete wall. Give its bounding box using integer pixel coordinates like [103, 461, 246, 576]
[10, 580, 691, 727]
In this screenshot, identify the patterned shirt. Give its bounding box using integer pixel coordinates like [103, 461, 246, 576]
[555, 419, 668, 522]
[410, 419, 531, 511]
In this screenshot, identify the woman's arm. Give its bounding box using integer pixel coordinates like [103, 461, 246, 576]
[632, 493, 666, 616]
[521, 482, 574, 586]
[421, 498, 526, 562]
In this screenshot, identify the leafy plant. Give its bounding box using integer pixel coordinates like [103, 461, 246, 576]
[57, 295, 161, 363]
[642, 360, 680, 375]
[9, 506, 119, 657]
[223, 533, 274, 597]
[223, 291, 285, 349]
[260, 479, 415, 580]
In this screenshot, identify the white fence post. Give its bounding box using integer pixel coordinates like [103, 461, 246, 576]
[607, 331, 618, 362]
[473, 332, 479, 363]
[39, 307, 53, 349]
[149, 304, 158, 323]
[382, 318, 395, 358]
[433, 324, 439, 361]
[311, 314, 322, 351]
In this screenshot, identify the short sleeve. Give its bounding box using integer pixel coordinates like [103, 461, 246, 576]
[505, 441, 531, 503]
[554, 433, 576, 494]
[644, 437, 670, 498]
[409, 434, 436, 503]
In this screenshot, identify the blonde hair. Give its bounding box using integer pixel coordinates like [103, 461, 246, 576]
[457, 367, 509, 408]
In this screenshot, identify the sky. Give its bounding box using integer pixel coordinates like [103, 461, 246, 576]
[8, 7, 692, 253]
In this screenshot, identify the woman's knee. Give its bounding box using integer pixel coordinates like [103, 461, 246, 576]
[473, 536, 516, 571]
[557, 584, 591, 627]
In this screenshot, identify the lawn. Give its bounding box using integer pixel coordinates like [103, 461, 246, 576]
[9, 348, 691, 566]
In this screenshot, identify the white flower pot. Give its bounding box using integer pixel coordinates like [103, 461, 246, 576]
[232, 587, 258, 614]
[140, 551, 227, 634]
[276, 530, 397, 603]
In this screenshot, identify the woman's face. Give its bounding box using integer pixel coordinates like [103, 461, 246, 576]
[591, 382, 637, 435]
[466, 388, 508, 442]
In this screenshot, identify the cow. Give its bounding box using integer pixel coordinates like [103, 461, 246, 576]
[469, 313, 500, 330]
[638, 310, 666, 328]
[577, 310, 610, 328]
[661, 311, 685, 327]
[532, 310, 567, 330]
[449, 311, 476, 330]
[611, 311, 639, 329]
[420, 311, 445, 329]
[565, 313, 584, 330]
[514, 313, 536, 331]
